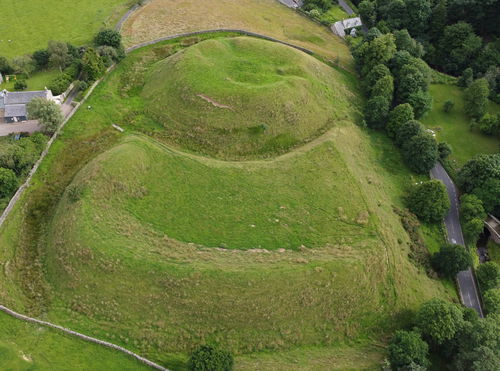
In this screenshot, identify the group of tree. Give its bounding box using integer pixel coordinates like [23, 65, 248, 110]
[0, 29, 124, 94]
[387, 298, 500, 370]
[353, 29, 447, 175]
[457, 153, 500, 217]
[476, 261, 500, 315]
[0, 134, 48, 209]
[357, 0, 500, 80]
[463, 77, 500, 136]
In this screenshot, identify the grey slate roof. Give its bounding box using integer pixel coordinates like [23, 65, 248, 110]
[5, 104, 27, 118]
[4, 90, 49, 105]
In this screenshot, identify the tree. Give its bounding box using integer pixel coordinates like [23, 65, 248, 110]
[388, 330, 429, 369]
[355, 33, 397, 76]
[11, 55, 35, 77]
[371, 74, 394, 103]
[365, 95, 391, 129]
[395, 120, 424, 147]
[458, 67, 474, 88]
[403, 0, 432, 37]
[394, 29, 424, 58]
[48, 41, 71, 71]
[465, 79, 490, 119]
[457, 154, 500, 194]
[397, 64, 428, 101]
[476, 262, 500, 292]
[32, 49, 50, 70]
[187, 345, 234, 371]
[429, 0, 447, 42]
[359, 0, 377, 28]
[387, 103, 414, 138]
[443, 100, 454, 113]
[463, 218, 484, 243]
[460, 194, 486, 222]
[386, 0, 407, 30]
[0, 168, 18, 198]
[402, 133, 439, 174]
[438, 142, 452, 160]
[432, 244, 472, 278]
[478, 114, 499, 135]
[95, 29, 122, 49]
[81, 47, 105, 82]
[27, 97, 63, 134]
[364, 64, 392, 95]
[0, 55, 13, 74]
[48, 74, 72, 95]
[406, 90, 433, 118]
[415, 298, 464, 345]
[483, 288, 500, 314]
[14, 80, 27, 91]
[472, 178, 500, 214]
[406, 180, 450, 223]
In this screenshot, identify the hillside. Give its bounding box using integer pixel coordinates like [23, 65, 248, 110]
[0, 35, 451, 369]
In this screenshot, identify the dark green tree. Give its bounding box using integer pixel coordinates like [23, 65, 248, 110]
[187, 345, 234, 371]
[478, 114, 499, 135]
[394, 29, 424, 58]
[460, 194, 486, 222]
[371, 74, 394, 102]
[386, 103, 414, 138]
[465, 78, 490, 119]
[355, 33, 397, 76]
[359, 0, 377, 28]
[364, 64, 392, 95]
[388, 330, 429, 369]
[438, 142, 452, 160]
[406, 179, 450, 223]
[432, 244, 472, 278]
[365, 95, 391, 129]
[403, 0, 432, 36]
[406, 90, 433, 118]
[395, 119, 424, 147]
[458, 67, 474, 87]
[82, 47, 105, 82]
[402, 133, 439, 174]
[94, 29, 122, 49]
[457, 154, 500, 194]
[476, 262, 500, 292]
[443, 100, 455, 113]
[429, 0, 447, 42]
[32, 49, 50, 70]
[483, 288, 500, 314]
[0, 167, 18, 198]
[415, 298, 464, 345]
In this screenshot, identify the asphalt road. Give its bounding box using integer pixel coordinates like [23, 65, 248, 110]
[431, 162, 483, 317]
[338, 0, 355, 15]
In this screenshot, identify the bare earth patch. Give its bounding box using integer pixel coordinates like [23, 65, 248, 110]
[197, 94, 233, 109]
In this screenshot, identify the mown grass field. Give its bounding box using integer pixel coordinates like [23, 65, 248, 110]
[0, 69, 61, 91]
[0, 312, 150, 370]
[421, 84, 500, 168]
[0, 35, 452, 369]
[0, 0, 131, 57]
[121, 0, 353, 69]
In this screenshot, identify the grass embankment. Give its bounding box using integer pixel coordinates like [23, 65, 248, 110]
[421, 84, 500, 168]
[0, 312, 150, 370]
[0, 35, 451, 369]
[0, 0, 131, 57]
[143, 37, 356, 159]
[121, 0, 353, 69]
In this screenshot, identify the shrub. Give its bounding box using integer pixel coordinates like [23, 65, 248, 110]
[388, 330, 429, 369]
[0, 167, 18, 198]
[478, 113, 499, 135]
[406, 180, 450, 223]
[464, 78, 490, 119]
[14, 80, 27, 91]
[483, 288, 500, 314]
[94, 29, 122, 48]
[187, 345, 233, 371]
[402, 133, 439, 174]
[476, 262, 500, 292]
[432, 244, 472, 278]
[48, 74, 72, 95]
[75, 80, 88, 92]
[443, 100, 454, 113]
[437, 142, 452, 160]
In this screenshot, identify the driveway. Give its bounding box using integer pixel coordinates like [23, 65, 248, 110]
[0, 120, 40, 136]
[431, 162, 483, 317]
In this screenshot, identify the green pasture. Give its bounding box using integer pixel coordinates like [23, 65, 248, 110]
[0, 0, 131, 57]
[421, 84, 500, 168]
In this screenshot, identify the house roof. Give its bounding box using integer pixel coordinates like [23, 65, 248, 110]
[5, 104, 27, 118]
[4, 90, 50, 105]
[342, 17, 362, 29]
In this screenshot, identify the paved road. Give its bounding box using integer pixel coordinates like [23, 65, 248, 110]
[431, 162, 483, 317]
[338, 0, 355, 15]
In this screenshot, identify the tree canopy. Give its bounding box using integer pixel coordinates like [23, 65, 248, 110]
[432, 244, 472, 278]
[406, 180, 450, 223]
[415, 298, 464, 345]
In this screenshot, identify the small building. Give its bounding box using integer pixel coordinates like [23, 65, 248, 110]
[332, 17, 363, 38]
[0, 89, 54, 123]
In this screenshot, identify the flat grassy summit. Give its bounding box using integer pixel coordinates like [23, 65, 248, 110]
[143, 37, 356, 158]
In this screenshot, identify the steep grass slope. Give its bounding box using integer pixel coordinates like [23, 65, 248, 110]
[143, 37, 356, 158]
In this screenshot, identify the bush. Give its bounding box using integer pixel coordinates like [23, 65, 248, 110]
[476, 262, 500, 292]
[432, 244, 472, 278]
[14, 80, 27, 91]
[483, 288, 500, 314]
[94, 29, 122, 48]
[464, 78, 490, 119]
[437, 142, 452, 160]
[187, 345, 233, 371]
[0, 167, 18, 198]
[402, 133, 439, 174]
[388, 330, 429, 369]
[406, 180, 450, 223]
[443, 100, 454, 113]
[478, 113, 499, 135]
[48, 74, 72, 95]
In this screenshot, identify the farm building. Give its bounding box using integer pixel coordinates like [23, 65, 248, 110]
[0, 89, 54, 123]
[332, 17, 363, 38]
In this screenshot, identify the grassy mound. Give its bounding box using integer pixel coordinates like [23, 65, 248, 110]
[143, 37, 356, 159]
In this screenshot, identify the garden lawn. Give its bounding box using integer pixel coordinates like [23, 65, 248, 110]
[319, 5, 350, 24]
[421, 84, 500, 168]
[0, 69, 62, 91]
[0, 0, 131, 57]
[122, 0, 353, 69]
